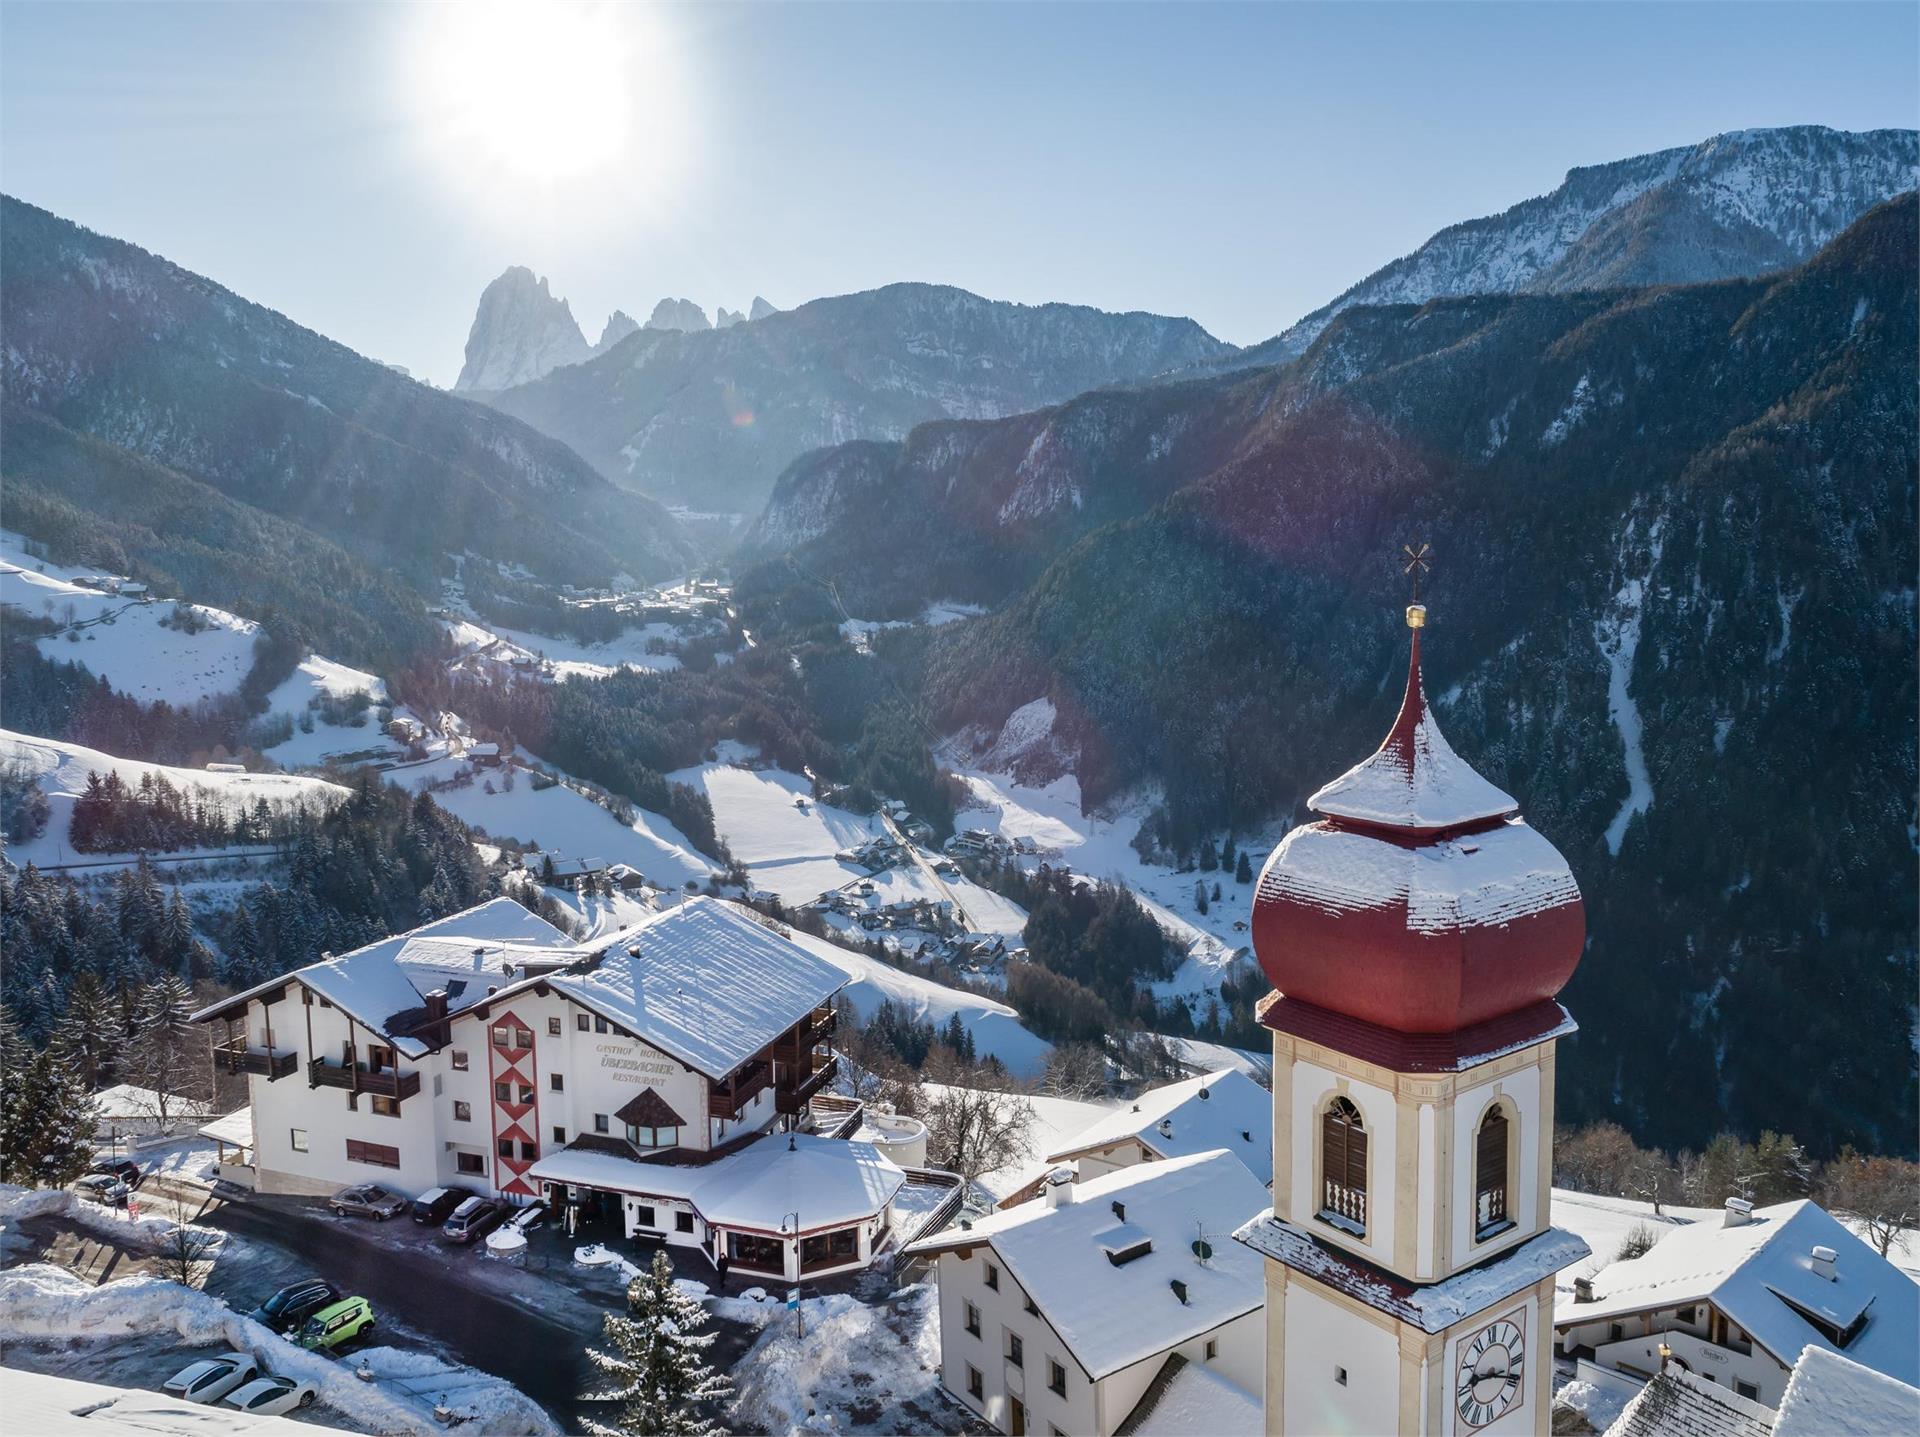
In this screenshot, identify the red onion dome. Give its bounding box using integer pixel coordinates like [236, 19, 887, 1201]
[1252, 606, 1584, 1034]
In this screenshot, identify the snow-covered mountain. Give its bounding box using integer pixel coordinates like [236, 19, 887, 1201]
[454, 266, 594, 391]
[479, 282, 1232, 512]
[1248, 125, 1916, 365]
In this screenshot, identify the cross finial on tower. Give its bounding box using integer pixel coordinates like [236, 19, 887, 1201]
[1401, 541, 1432, 627]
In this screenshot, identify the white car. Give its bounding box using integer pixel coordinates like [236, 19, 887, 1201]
[223, 1375, 320, 1416]
[161, 1353, 259, 1404]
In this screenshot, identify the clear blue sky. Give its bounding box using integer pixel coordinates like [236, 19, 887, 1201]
[3, 1, 1914, 386]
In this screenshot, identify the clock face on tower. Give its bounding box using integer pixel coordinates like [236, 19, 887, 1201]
[1454, 1310, 1526, 1430]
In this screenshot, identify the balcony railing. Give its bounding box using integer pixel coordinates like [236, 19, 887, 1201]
[776, 1054, 839, 1115]
[214, 1038, 297, 1081]
[708, 1059, 772, 1118]
[308, 1060, 421, 1101]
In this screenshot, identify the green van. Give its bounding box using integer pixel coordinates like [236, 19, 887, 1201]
[291, 1295, 375, 1350]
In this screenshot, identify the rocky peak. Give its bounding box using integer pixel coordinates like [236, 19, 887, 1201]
[715, 307, 746, 329]
[749, 296, 780, 321]
[595, 309, 640, 353]
[646, 297, 711, 334]
[454, 266, 592, 392]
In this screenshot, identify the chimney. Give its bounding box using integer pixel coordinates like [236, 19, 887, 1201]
[423, 989, 450, 1046]
[1723, 1197, 1755, 1228]
[1044, 1166, 1076, 1209]
[1809, 1245, 1838, 1280]
[1573, 1276, 1595, 1304]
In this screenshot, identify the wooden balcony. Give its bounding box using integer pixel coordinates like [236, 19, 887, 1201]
[773, 1008, 837, 1063]
[307, 1060, 422, 1101]
[214, 1038, 297, 1081]
[776, 1054, 839, 1115]
[708, 1059, 772, 1118]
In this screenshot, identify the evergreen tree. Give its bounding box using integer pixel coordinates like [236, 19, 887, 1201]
[126, 975, 205, 1129]
[1235, 850, 1253, 884]
[159, 891, 195, 969]
[583, 1250, 731, 1437]
[53, 972, 116, 1086]
[1194, 879, 1209, 915]
[1, 1017, 98, 1188]
[1197, 838, 1218, 872]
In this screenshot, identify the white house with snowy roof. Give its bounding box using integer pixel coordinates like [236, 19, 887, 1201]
[1041, 1068, 1272, 1188]
[1598, 1343, 1920, 1437]
[193, 896, 957, 1281]
[1556, 1198, 1919, 1409]
[906, 1150, 1270, 1437]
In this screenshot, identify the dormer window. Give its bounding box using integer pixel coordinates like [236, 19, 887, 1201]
[1319, 1096, 1367, 1235]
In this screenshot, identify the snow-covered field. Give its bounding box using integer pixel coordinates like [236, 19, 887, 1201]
[2, 533, 387, 739]
[446, 616, 685, 681]
[939, 741, 1267, 1010]
[667, 757, 882, 904]
[0, 730, 349, 868]
[391, 755, 718, 890]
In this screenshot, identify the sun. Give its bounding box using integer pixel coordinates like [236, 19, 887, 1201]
[408, 1, 675, 188]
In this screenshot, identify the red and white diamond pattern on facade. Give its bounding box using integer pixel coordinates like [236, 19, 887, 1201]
[487, 1008, 541, 1198]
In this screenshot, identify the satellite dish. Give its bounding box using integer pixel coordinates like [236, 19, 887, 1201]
[1191, 1238, 1213, 1260]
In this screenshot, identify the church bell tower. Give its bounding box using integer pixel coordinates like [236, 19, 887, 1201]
[1233, 595, 1591, 1436]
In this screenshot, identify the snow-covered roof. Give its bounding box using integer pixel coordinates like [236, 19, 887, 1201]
[907, 1150, 1271, 1380]
[190, 898, 575, 1056]
[1554, 1201, 1919, 1387]
[92, 1083, 213, 1122]
[1602, 1366, 1775, 1437]
[1047, 1069, 1273, 1186]
[197, 1107, 254, 1150]
[1773, 1344, 1920, 1437]
[1235, 1210, 1590, 1334]
[1115, 1354, 1262, 1437]
[527, 1132, 904, 1234]
[1, 1365, 320, 1435]
[544, 897, 850, 1079]
[1308, 636, 1517, 834]
[1259, 817, 1578, 933]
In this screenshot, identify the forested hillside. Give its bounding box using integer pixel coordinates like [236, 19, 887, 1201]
[760, 198, 1919, 1158]
[0, 196, 696, 592]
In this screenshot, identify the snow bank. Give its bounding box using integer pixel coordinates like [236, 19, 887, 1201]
[0, 1183, 229, 1251]
[0, 1264, 555, 1435]
[729, 1284, 951, 1436]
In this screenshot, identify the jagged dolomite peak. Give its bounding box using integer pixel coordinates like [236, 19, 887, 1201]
[715, 307, 745, 329]
[454, 266, 592, 391]
[595, 309, 640, 352]
[646, 297, 711, 333]
[748, 295, 780, 321]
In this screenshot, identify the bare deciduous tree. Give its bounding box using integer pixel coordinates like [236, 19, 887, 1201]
[926, 1085, 1035, 1184]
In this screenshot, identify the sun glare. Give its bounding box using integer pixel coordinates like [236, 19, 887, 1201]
[409, 1, 675, 190]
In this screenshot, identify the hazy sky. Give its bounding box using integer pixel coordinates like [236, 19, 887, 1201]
[4, 1, 1914, 386]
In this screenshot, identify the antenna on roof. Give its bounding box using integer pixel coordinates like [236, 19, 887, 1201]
[1192, 1221, 1213, 1266]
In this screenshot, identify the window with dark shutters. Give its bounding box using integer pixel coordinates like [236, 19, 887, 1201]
[1475, 1107, 1510, 1236]
[1320, 1097, 1367, 1232]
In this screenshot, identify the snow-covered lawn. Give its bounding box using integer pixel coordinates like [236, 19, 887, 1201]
[0, 731, 349, 868]
[0, 1262, 555, 1435]
[392, 756, 717, 891]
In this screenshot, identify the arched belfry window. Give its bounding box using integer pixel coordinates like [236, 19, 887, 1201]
[1475, 1106, 1511, 1238]
[1320, 1096, 1368, 1234]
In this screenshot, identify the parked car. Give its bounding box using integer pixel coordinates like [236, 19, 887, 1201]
[292, 1296, 375, 1350]
[409, 1185, 475, 1225]
[162, 1353, 259, 1404]
[505, 1199, 550, 1235]
[328, 1183, 408, 1220]
[74, 1174, 129, 1205]
[223, 1376, 319, 1416]
[88, 1157, 143, 1188]
[440, 1195, 505, 1245]
[246, 1278, 338, 1330]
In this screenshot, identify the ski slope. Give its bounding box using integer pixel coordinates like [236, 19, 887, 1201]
[0, 730, 349, 867]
